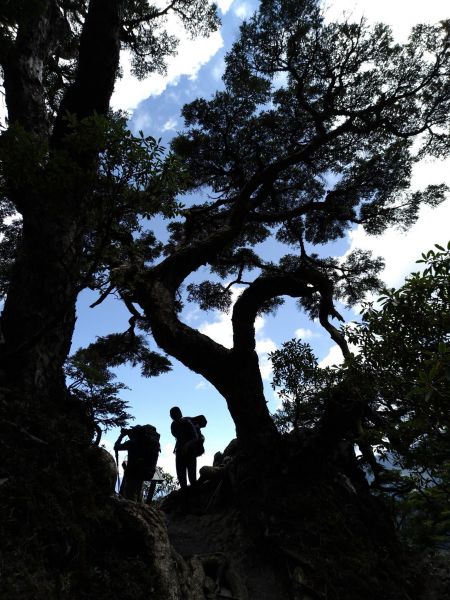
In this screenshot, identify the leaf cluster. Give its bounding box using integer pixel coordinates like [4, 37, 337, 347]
[270, 338, 334, 433]
[65, 332, 172, 435]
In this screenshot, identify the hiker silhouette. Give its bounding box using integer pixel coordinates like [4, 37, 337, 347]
[114, 424, 160, 502]
[170, 406, 206, 489]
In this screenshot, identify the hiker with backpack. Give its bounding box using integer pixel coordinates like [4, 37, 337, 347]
[170, 406, 206, 489]
[114, 424, 160, 502]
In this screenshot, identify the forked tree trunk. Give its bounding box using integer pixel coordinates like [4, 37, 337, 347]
[133, 277, 279, 449]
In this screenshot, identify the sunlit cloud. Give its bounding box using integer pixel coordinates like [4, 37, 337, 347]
[295, 327, 320, 340]
[234, 2, 251, 19]
[199, 310, 233, 348]
[216, 0, 235, 14]
[259, 354, 274, 381]
[255, 337, 277, 354]
[198, 288, 277, 379]
[324, 0, 449, 42]
[318, 343, 346, 368]
[347, 196, 450, 290]
[112, 25, 223, 112]
[161, 117, 178, 131]
[195, 380, 208, 390]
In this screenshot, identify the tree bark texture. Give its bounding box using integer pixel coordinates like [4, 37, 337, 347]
[2, 0, 59, 136]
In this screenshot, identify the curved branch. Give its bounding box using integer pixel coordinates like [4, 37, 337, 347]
[232, 266, 350, 360]
[132, 276, 231, 384]
[232, 274, 312, 353]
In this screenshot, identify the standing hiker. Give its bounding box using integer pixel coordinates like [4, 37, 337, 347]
[170, 406, 206, 489]
[114, 424, 160, 502]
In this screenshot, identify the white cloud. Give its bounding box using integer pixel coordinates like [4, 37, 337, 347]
[234, 2, 251, 20]
[318, 343, 346, 368]
[216, 0, 235, 14]
[111, 25, 223, 112]
[324, 0, 449, 42]
[256, 335, 277, 381]
[347, 196, 450, 290]
[199, 310, 233, 347]
[198, 286, 242, 348]
[161, 117, 178, 131]
[255, 337, 277, 354]
[254, 315, 264, 334]
[259, 354, 274, 381]
[195, 380, 208, 390]
[295, 327, 319, 340]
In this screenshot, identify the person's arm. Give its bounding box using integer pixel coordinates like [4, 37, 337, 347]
[171, 421, 181, 452]
[114, 429, 131, 451]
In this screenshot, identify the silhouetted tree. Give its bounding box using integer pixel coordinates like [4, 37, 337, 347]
[112, 0, 450, 452]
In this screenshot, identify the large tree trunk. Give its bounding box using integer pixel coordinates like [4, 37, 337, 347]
[215, 349, 278, 446]
[0, 211, 80, 398]
[0, 0, 122, 400]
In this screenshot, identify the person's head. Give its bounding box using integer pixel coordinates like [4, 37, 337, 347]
[128, 425, 141, 440]
[170, 406, 182, 421]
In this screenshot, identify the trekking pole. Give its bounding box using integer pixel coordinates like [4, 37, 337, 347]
[115, 448, 121, 494]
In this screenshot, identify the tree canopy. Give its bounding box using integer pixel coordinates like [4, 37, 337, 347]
[103, 0, 450, 447]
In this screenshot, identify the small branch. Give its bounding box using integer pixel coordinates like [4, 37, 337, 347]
[89, 284, 115, 308]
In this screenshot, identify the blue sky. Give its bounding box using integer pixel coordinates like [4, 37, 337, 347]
[68, 0, 450, 476]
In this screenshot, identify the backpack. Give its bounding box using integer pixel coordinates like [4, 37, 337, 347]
[129, 424, 160, 479]
[191, 414, 207, 429]
[187, 415, 207, 457]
